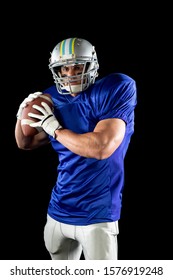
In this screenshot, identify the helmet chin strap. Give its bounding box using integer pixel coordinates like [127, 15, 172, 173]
[64, 84, 83, 94]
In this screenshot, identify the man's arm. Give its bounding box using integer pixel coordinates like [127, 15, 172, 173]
[21, 101, 125, 158]
[15, 119, 49, 150]
[54, 118, 126, 159]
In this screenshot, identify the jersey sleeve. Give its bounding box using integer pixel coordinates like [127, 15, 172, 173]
[95, 74, 137, 126]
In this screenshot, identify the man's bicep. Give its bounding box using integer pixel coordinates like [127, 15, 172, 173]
[94, 118, 125, 137]
[93, 118, 126, 157]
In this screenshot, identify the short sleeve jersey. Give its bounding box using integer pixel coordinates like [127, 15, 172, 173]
[43, 73, 137, 225]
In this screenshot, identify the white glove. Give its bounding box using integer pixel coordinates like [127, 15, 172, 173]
[28, 102, 62, 138]
[16, 91, 43, 120]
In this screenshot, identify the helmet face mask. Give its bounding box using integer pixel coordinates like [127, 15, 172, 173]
[49, 38, 99, 94]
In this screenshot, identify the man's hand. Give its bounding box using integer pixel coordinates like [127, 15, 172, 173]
[16, 91, 43, 120]
[28, 102, 62, 138]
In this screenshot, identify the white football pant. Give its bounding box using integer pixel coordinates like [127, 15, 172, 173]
[44, 214, 119, 260]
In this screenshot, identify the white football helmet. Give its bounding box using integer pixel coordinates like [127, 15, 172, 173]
[49, 38, 99, 94]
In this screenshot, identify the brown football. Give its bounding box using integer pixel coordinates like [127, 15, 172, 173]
[21, 93, 54, 137]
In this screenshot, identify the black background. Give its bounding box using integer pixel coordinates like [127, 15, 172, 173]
[1, 4, 172, 260]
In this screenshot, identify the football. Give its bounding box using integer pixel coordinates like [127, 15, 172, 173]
[21, 93, 54, 137]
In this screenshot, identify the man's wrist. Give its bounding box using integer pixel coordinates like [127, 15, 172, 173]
[54, 127, 63, 139]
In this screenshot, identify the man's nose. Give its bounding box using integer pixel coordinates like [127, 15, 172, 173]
[67, 67, 76, 75]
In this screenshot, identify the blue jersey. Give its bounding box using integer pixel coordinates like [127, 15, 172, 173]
[43, 73, 137, 225]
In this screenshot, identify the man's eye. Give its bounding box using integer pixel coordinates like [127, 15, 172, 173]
[75, 66, 83, 70]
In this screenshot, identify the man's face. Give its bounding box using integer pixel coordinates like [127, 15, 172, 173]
[60, 64, 85, 86]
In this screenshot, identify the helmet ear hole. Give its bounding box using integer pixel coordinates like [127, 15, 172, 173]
[85, 62, 90, 72]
